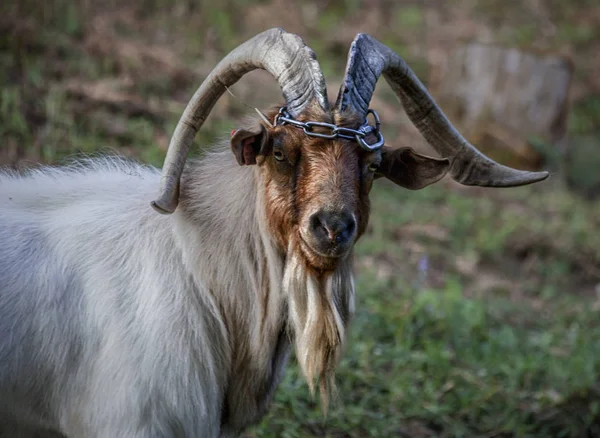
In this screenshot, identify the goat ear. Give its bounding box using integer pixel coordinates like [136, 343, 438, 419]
[377, 146, 450, 190]
[230, 125, 270, 166]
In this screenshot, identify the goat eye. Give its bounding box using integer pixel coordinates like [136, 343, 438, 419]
[273, 149, 285, 162]
[368, 162, 380, 172]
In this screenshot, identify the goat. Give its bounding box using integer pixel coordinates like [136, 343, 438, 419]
[0, 28, 548, 437]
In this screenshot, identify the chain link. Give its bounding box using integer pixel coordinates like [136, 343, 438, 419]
[274, 107, 385, 151]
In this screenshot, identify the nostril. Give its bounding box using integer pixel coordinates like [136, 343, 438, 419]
[309, 212, 331, 243]
[310, 213, 325, 233]
[346, 216, 356, 235]
[336, 215, 356, 243]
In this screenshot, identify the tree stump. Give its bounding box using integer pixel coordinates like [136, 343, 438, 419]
[431, 43, 573, 170]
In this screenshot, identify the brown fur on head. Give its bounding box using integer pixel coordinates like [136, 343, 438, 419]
[231, 105, 450, 272]
[230, 104, 450, 405]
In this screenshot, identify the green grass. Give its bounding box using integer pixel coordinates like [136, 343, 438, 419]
[2, 1, 600, 436]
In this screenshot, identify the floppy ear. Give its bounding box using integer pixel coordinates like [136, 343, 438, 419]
[377, 146, 450, 190]
[230, 124, 270, 166]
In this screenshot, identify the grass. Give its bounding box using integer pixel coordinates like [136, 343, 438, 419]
[1, 1, 600, 436]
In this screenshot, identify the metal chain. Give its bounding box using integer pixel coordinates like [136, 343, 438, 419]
[273, 107, 385, 152]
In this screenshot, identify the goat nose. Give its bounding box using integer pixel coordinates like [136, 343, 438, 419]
[309, 210, 356, 245]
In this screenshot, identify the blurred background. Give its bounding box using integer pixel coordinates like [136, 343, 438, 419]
[1, 0, 600, 436]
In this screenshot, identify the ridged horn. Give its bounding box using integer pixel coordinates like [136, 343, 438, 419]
[151, 28, 329, 214]
[335, 34, 549, 188]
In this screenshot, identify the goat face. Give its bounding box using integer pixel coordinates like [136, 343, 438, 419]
[230, 107, 452, 272]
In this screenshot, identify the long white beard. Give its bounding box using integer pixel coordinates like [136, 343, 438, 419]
[283, 244, 355, 409]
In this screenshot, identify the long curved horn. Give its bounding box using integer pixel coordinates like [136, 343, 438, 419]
[151, 28, 329, 214]
[335, 34, 549, 187]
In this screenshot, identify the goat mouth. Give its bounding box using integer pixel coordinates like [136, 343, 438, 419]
[297, 232, 349, 271]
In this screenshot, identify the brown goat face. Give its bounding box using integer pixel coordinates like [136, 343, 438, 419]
[231, 108, 451, 271]
[286, 134, 376, 271]
[230, 113, 373, 271]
